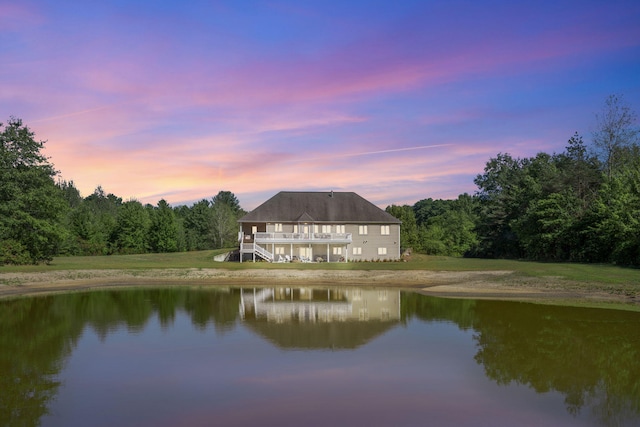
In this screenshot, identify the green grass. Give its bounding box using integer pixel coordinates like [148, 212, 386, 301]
[1, 250, 638, 287]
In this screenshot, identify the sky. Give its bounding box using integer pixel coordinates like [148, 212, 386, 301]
[2, 0, 639, 210]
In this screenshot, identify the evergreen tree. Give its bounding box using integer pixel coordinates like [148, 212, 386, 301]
[113, 200, 150, 254]
[0, 118, 66, 264]
[149, 199, 179, 252]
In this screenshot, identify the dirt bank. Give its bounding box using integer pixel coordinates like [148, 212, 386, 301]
[1, 268, 637, 307]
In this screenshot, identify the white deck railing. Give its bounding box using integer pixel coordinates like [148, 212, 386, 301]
[254, 232, 352, 242]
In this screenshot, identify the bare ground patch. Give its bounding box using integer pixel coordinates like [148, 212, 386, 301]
[0, 268, 637, 307]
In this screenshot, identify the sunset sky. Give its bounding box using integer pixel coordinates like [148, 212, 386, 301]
[2, 0, 639, 210]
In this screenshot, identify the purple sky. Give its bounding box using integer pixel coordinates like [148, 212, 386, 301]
[2, 0, 639, 210]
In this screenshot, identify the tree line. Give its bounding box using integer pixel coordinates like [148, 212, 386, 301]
[56, 185, 247, 257]
[385, 94, 640, 265]
[1, 117, 246, 263]
[1, 94, 638, 265]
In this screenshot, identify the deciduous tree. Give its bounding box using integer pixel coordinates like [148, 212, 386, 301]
[592, 94, 639, 179]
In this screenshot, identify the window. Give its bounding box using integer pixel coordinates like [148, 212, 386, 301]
[313, 225, 319, 233]
[333, 247, 342, 255]
[251, 226, 258, 234]
[353, 247, 362, 255]
[321, 225, 331, 233]
[299, 247, 312, 259]
[275, 246, 285, 255]
[293, 225, 298, 233]
[381, 225, 390, 235]
[274, 223, 283, 232]
[358, 225, 368, 235]
[336, 225, 345, 234]
[378, 247, 387, 255]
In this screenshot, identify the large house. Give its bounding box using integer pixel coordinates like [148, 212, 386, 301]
[237, 191, 401, 262]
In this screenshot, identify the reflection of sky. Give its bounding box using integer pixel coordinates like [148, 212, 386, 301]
[42, 313, 587, 427]
[2, 1, 639, 209]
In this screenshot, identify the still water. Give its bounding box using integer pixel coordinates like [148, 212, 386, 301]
[1, 286, 639, 427]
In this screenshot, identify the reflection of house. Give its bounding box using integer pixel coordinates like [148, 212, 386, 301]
[239, 287, 401, 350]
[238, 191, 401, 262]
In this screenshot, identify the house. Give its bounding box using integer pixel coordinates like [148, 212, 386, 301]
[237, 191, 401, 262]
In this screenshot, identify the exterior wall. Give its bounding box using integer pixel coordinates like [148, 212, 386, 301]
[346, 223, 400, 261]
[241, 221, 400, 261]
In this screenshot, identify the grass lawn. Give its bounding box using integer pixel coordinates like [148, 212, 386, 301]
[1, 250, 638, 287]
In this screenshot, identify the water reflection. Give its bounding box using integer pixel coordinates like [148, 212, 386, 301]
[0, 287, 639, 427]
[239, 287, 400, 349]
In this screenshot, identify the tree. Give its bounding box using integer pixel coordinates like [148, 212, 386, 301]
[413, 198, 450, 226]
[183, 199, 214, 250]
[210, 191, 245, 249]
[66, 187, 121, 255]
[212, 190, 244, 215]
[210, 201, 236, 248]
[556, 133, 602, 210]
[584, 145, 640, 265]
[113, 200, 150, 254]
[57, 180, 82, 209]
[0, 118, 66, 264]
[413, 195, 479, 256]
[386, 205, 419, 252]
[149, 199, 179, 252]
[473, 153, 524, 258]
[592, 94, 639, 179]
[512, 192, 580, 261]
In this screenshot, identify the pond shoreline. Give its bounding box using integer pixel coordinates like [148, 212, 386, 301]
[1, 268, 637, 308]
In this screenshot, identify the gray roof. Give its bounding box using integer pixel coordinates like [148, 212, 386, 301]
[238, 191, 401, 224]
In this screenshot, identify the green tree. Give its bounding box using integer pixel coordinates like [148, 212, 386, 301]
[210, 201, 236, 248]
[557, 133, 602, 208]
[385, 204, 419, 252]
[149, 199, 179, 253]
[210, 191, 245, 248]
[67, 187, 121, 255]
[212, 190, 245, 216]
[57, 180, 82, 209]
[113, 200, 150, 254]
[585, 149, 640, 265]
[413, 198, 450, 226]
[473, 153, 524, 258]
[183, 199, 214, 250]
[513, 192, 580, 261]
[0, 118, 66, 264]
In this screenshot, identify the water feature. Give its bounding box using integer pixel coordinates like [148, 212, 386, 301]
[1, 286, 639, 427]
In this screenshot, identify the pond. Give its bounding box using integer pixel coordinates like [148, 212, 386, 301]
[1, 286, 639, 427]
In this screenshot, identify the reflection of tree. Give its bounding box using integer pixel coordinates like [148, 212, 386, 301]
[183, 288, 241, 333]
[402, 294, 640, 426]
[472, 301, 640, 426]
[2, 289, 639, 427]
[0, 288, 242, 426]
[401, 291, 477, 329]
[0, 296, 82, 427]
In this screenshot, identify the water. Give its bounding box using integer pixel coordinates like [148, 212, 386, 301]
[1, 286, 639, 427]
